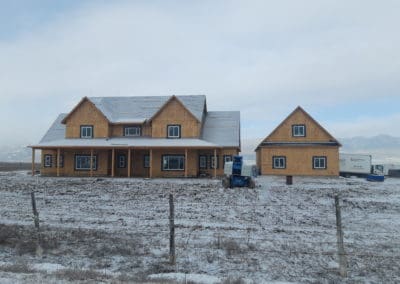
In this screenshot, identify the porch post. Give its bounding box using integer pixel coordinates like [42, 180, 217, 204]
[111, 148, 115, 177]
[214, 149, 217, 178]
[57, 148, 61, 177]
[31, 148, 35, 176]
[90, 149, 94, 177]
[128, 148, 131, 177]
[149, 149, 153, 178]
[185, 148, 188, 178]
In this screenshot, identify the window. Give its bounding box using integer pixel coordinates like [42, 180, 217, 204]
[75, 155, 97, 170]
[167, 125, 181, 138]
[124, 126, 141, 137]
[210, 155, 219, 169]
[292, 124, 306, 137]
[80, 125, 93, 138]
[313, 156, 327, 169]
[162, 155, 184, 171]
[199, 155, 207, 169]
[118, 154, 126, 168]
[44, 155, 52, 167]
[223, 155, 233, 167]
[144, 155, 150, 168]
[273, 156, 286, 169]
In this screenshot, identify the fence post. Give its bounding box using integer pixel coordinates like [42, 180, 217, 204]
[31, 190, 40, 230]
[31, 188, 43, 256]
[169, 194, 176, 265]
[335, 195, 347, 277]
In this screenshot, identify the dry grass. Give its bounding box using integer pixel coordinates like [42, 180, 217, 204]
[0, 162, 39, 172]
[0, 261, 33, 273]
[55, 268, 110, 281]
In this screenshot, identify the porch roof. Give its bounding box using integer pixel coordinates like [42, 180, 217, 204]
[30, 137, 219, 149]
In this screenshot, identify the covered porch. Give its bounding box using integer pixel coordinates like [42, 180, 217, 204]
[30, 146, 225, 178]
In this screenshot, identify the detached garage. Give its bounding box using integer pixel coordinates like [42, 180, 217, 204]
[255, 106, 341, 176]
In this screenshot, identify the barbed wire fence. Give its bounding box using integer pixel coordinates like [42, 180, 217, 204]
[4, 176, 399, 282]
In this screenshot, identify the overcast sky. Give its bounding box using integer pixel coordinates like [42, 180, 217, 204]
[1, 0, 399, 147]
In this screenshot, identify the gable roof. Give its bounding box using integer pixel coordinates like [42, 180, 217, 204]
[78, 95, 206, 124]
[33, 104, 240, 149]
[61, 97, 110, 124]
[148, 95, 204, 122]
[256, 106, 341, 149]
[40, 113, 67, 143]
[201, 111, 240, 148]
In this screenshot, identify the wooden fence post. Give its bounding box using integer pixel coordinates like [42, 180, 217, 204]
[169, 194, 176, 265]
[31, 188, 43, 256]
[335, 195, 347, 277]
[31, 190, 40, 230]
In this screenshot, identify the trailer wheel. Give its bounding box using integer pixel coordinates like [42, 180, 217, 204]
[248, 178, 255, 189]
[222, 177, 231, 189]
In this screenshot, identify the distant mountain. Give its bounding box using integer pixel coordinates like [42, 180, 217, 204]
[1, 134, 399, 164]
[241, 135, 400, 164]
[0, 145, 33, 162]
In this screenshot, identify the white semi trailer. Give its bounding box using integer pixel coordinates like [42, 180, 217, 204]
[339, 153, 372, 177]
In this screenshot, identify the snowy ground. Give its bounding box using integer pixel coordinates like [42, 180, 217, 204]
[0, 171, 399, 283]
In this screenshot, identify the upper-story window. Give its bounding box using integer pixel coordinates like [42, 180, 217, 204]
[167, 125, 181, 138]
[292, 124, 306, 137]
[80, 125, 93, 138]
[124, 126, 141, 137]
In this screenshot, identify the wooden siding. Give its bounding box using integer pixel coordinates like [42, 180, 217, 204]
[264, 109, 335, 143]
[256, 146, 339, 176]
[64, 100, 110, 138]
[40, 149, 109, 177]
[39, 147, 239, 177]
[110, 124, 152, 137]
[151, 98, 201, 138]
[198, 148, 239, 177]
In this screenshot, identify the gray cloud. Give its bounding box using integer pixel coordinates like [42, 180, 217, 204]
[0, 0, 399, 146]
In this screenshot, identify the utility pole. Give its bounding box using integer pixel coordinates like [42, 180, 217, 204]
[335, 195, 347, 277]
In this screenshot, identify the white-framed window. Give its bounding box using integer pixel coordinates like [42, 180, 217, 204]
[144, 155, 150, 168]
[75, 155, 97, 170]
[124, 126, 141, 137]
[162, 155, 184, 171]
[210, 155, 219, 169]
[292, 124, 306, 137]
[167, 125, 181, 138]
[80, 125, 93, 138]
[273, 156, 286, 169]
[199, 155, 207, 169]
[118, 154, 126, 168]
[313, 156, 327, 169]
[44, 154, 52, 167]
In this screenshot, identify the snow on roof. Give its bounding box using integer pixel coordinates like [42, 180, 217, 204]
[35, 98, 240, 149]
[39, 113, 67, 143]
[33, 137, 218, 148]
[201, 111, 240, 148]
[88, 95, 206, 123]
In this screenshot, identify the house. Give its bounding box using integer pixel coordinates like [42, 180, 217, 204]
[255, 106, 341, 176]
[29, 95, 240, 178]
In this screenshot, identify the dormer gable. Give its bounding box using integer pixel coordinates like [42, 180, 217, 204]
[257, 106, 341, 148]
[62, 97, 110, 138]
[150, 96, 204, 138]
